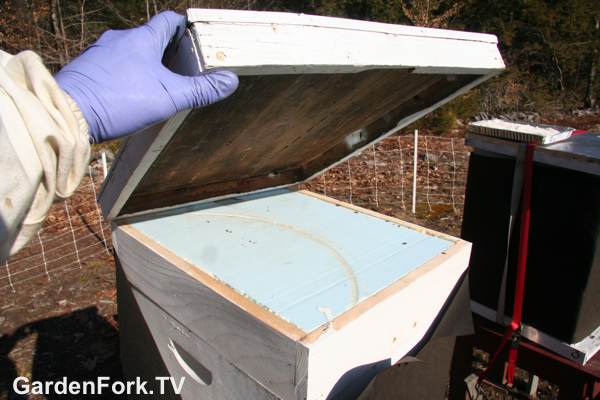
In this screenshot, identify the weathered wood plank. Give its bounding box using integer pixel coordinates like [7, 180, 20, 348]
[117, 258, 179, 399]
[129, 285, 281, 399]
[98, 111, 189, 220]
[120, 71, 480, 216]
[187, 9, 504, 75]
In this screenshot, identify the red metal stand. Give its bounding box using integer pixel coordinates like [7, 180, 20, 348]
[477, 143, 535, 388]
[449, 142, 600, 399]
[449, 315, 600, 399]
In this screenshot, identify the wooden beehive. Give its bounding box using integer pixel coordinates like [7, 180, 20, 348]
[100, 9, 504, 399]
[463, 131, 600, 365]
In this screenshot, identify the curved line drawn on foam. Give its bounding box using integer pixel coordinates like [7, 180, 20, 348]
[192, 212, 360, 307]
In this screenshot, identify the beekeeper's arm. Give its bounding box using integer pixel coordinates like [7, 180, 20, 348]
[0, 11, 238, 261]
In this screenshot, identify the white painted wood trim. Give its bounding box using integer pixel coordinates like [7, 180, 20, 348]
[98, 110, 190, 220]
[187, 9, 505, 75]
[466, 133, 600, 176]
[186, 9, 499, 43]
[573, 325, 600, 365]
[306, 241, 471, 399]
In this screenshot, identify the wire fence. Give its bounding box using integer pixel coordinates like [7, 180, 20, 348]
[1, 162, 113, 294]
[1, 133, 470, 294]
[302, 133, 470, 214]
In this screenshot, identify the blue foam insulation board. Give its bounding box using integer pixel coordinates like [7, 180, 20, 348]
[131, 189, 452, 332]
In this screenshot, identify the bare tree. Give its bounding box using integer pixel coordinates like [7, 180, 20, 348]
[586, 16, 598, 108]
[50, 0, 66, 65]
[400, 0, 461, 28]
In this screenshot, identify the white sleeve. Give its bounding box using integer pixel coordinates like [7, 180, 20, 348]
[0, 49, 91, 261]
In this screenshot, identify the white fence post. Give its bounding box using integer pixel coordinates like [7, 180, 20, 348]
[64, 200, 82, 269]
[89, 166, 110, 255]
[412, 129, 418, 214]
[101, 151, 108, 179]
[4, 261, 15, 293]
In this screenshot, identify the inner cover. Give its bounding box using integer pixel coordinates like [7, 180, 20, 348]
[129, 189, 453, 332]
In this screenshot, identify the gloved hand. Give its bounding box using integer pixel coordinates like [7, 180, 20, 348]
[55, 11, 239, 144]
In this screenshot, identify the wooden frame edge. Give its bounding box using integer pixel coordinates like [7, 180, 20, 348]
[299, 239, 471, 344]
[99, 110, 191, 220]
[186, 9, 500, 44]
[297, 188, 470, 344]
[297, 189, 462, 243]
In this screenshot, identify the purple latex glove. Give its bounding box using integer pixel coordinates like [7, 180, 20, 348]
[55, 11, 239, 143]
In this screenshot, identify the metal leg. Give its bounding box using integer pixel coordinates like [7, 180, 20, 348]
[496, 143, 526, 324]
[450, 315, 600, 399]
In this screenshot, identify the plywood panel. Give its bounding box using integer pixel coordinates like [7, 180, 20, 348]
[120, 71, 477, 215]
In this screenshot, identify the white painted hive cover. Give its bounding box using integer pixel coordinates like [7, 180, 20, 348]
[468, 119, 575, 144]
[99, 9, 505, 219]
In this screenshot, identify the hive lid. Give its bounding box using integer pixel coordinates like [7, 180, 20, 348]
[468, 119, 575, 144]
[99, 9, 504, 220]
[466, 130, 600, 176]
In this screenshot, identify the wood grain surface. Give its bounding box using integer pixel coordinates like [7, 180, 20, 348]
[186, 9, 504, 75]
[130, 286, 281, 399]
[121, 71, 478, 215]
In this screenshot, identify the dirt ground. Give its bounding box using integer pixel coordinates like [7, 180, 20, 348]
[1, 112, 598, 399]
[0, 169, 120, 399]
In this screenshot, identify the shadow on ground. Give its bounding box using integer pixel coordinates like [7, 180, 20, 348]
[0, 306, 122, 399]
